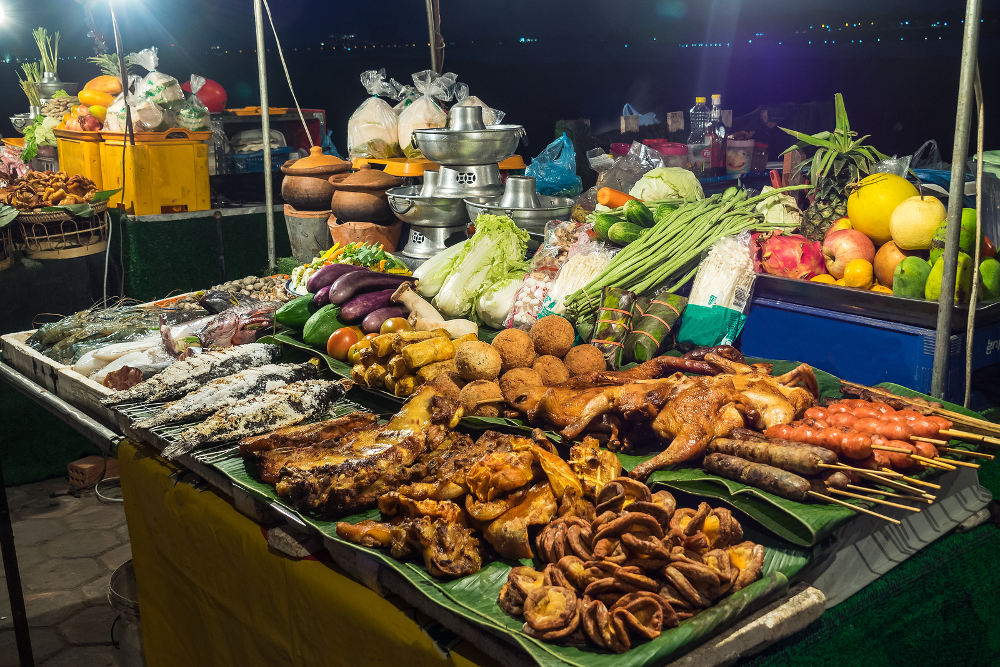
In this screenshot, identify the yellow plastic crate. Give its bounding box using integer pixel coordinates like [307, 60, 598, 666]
[100, 133, 210, 215]
[56, 132, 104, 189]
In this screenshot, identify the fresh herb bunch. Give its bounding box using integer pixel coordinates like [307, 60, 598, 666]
[32, 27, 60, 76]
[780, 93, 889, 240]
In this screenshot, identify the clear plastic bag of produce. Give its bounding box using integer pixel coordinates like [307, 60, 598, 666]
[505, 220, 589, 329]
[348, 69, 400, 159]
[398, 70, 457, 158]
[539, 234, 617, 316]
[176, 74, 211, 131]
[389, 78, 418, 116]
[452, 82, 505, 125]
[105, 93, 140, 132]
[133, 98, 175, 132]
[133, 47, 184, 109]
[676, 232, 755, 347]
[596, 141, 666, 194]
[525, 133, 582, 197]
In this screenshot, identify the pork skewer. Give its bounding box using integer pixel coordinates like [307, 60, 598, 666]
[706, 437, 837, 475]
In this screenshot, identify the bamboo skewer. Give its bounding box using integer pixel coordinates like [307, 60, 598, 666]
[940, 446, 994, 460]
[935, 457, 978, 469]
[845, 484, 934, 503]
[864, 470, 938, 498]
[808, 491, 901, 524]
[825, 487, 921, 512]
[910, 454, 956, 470]
[940, 429, 1000, 446]
[872, 444, 911, 454]
[910, 435, 948, 446]
[880, 468, 941, 490]
[823, 463, 904, 477]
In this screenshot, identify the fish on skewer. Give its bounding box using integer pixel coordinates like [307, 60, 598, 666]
[161, 379, 351, 459]
[133, 362, 318, 430]
[102, 343, 280, 405]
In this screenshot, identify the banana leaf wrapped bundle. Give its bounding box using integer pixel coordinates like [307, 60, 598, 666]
[625, 293, 688, 363]
[589, 287, 635, 369]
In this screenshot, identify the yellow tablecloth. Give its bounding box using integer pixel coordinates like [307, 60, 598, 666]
[118, 440, 491, 667]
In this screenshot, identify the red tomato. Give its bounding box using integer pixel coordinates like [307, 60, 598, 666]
[853, 418, 881, 434]
[326, 327, 360, 361]
[852, 406, 881, 419]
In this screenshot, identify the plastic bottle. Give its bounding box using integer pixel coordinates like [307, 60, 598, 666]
[707, 94, 728, 177]
[686, 96, 709, 175]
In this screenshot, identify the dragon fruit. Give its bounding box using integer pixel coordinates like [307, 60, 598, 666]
[756, 231, 826, 280]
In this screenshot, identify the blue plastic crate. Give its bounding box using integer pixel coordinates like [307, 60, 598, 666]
[740, 297, 1000, 405]
[223, 147, 293, 174]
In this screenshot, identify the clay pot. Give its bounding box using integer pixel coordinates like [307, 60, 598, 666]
[280, 146, 351, 211]
[328, 213, 403, 251]
[328, 167, 403, 223]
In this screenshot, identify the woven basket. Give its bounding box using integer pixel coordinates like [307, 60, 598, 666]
[18, 210, 109, 260]
[14, 199, 108, 224]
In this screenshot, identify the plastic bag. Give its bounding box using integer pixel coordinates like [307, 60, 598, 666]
[540, 235, 616, 316]
[596, 142, 665, 194]
[452, 82, 505, 125]
[622, 103, 658, 127]
[176, 74, 211, 131]
[677, 233, 755, 347]
[398, 70, 456, 158]
[348, 69, 400, 159]
[105, 93, 139, 132]
[505, 220, 588, 329]
[389, 78, 418, 116]
[133, 47, 184, 109]
[525, 133, 582, 197]
[134, 98, 175, 132]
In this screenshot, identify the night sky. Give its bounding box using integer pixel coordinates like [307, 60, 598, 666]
[1, 1, 996, 158]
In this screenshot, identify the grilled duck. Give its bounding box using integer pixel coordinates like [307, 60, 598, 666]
[134, 363, 317, 430]
[102, 343, 280, 405]
[161, 379, 350, 459]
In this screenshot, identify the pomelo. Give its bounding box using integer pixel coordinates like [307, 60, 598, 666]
[847, 173, 919, 244]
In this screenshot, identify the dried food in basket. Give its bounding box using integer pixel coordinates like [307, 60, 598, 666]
[0, 171, 97, 210]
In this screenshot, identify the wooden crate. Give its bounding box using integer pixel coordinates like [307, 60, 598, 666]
[1, 331, 67, 393]
[55, 366, 115, 425]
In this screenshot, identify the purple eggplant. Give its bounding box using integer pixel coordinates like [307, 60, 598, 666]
[362, 306, 408, 334]
[312, 285, 331, 307]
[306, 263, 367, 294]
[328, 271, 415, 306]
[340, 288, 396, 322]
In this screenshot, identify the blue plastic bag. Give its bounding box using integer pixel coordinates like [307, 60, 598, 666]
[622, 103, 659, 127]
[525, 133, 582, 197]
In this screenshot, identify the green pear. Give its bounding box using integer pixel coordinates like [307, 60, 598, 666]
[924, 252, 973, 302]
[980, 258, 1000, 301]
[892, 256, 932, 299]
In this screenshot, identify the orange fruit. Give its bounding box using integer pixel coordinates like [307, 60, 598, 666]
[810, 274, 837, 284]
[870, 284, 892, 294]
[843, 258, 874, 288]
[834, 278, 847, 286]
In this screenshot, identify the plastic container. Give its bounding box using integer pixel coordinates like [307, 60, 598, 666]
[224, 147, 294, 174]
[56, 131, 104, 189]
[726, 139, 755, 176]
[643, 140, 687, 168]
[100, 132, 210, 215]
[109, 560, 146, 667]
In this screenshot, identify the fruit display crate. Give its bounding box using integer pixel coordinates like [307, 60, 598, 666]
[740, 296, 1000, 406]
[753, 274, 1000, 332]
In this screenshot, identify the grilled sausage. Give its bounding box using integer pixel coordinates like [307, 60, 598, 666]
[702, 453, 811, 501]
[707, 437, 837, 476]
[822, 470, 851, 489]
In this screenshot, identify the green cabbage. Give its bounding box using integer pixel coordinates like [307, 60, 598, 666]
[476, 272, 525, 329]
[412, 238, 468, 297]
[754, 186, 803, 228]
[432, 214, 529, 318]
[629, 167, 704, 201]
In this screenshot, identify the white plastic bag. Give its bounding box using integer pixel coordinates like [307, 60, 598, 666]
[389, 78, 418, 116]
[398, 70, 456, 158]
[452, 82, 505, 125]
[347, 69, 400, 159]
[134, 98, 175, 132]
[105, 93, 139, 132]
[176, 74, 211, 131]
[133, 47, 184, 109]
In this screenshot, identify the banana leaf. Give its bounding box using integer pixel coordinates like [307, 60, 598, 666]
[207, 449, 809, 666]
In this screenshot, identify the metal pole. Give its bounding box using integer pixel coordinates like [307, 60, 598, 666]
[931, 0, 982, 398]
[108, 4, 134, 147]
[425, 0, 438, 72]
[254, 0, 276, 270]
[0, 454, 34, 666]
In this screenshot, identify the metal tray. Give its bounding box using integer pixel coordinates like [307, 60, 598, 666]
[753, 274, 1000, 332]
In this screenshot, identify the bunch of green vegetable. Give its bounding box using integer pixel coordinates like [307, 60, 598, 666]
[21, 115, 59, 161]
[17, 62, 42, 107]
[564, 186, 810, 323]
[33, 27, 60, 76]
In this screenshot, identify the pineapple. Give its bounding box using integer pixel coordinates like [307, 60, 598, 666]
[87, 52, 135, 78]
[781, 94, 888, 241]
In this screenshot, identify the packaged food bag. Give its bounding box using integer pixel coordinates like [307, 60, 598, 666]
[134, 98, 175, 132]
[526, 133, 583, 197]
[506, 220, 588, 330]
[133, 47, 184, 109]
[105, 93, 138, 132]
[398, 70, 457, 158]
[347, 69, 400, 159]
[452, 82, 505, 126]
[389, 78, 418, 116]
[676, 233, 755, 347]
[176, 74, 211, 131]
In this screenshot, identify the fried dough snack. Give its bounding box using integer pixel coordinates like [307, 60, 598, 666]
[498, 477, 765, 653]
[0, 170, 97, 210]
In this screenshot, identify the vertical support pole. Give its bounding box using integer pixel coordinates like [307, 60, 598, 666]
[254, 0, 276, 270]
[931, 0, 982, 398]
[425, 0, 438, 73]
[0, 456, 33, 667]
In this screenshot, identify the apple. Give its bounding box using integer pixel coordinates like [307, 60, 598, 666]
[823, 229, 876, 279]
[77, 105, 91, 117]
[872, 240, 915, 288]
[825, 217, 852, 240]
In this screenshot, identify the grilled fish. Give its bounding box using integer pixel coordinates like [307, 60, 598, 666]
[102, 343, 280, 405]
[162, 379, 350, 459]
[133, 362, 318, 430]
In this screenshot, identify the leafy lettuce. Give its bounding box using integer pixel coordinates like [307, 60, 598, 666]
[629, 167, 704, 201]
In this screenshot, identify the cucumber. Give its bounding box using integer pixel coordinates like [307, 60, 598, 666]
[274, 296, 316, 329]
[302, 305, 345, 347]
[623, 199, 655, 228]
[592, 213, 620, 241]
[608, 222, 643, 245]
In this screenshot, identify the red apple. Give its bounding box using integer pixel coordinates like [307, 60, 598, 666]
[825, 217, 852, 241]
[822, 229, 876, 279]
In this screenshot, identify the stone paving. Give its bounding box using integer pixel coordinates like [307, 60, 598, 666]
[1, 477, 128, 667]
